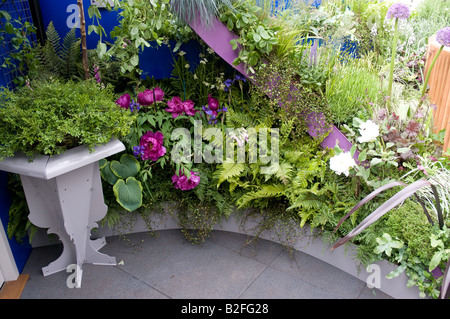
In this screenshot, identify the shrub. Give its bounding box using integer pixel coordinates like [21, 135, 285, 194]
[0, 79, 135, 159]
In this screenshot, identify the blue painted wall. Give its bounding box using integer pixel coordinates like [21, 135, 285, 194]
[38, 0, 118, 50]
[0, 0, 34, 274]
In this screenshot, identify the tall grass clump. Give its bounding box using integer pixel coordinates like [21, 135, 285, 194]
[325, 57, 382, 125]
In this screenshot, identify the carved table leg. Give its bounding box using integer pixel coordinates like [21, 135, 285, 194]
[20, 161, 116, 287]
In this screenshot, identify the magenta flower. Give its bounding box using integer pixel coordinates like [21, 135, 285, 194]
[152, 87, 165, 101]
[436, 27, 450, 47]
[208, 94, 220, 113]
[182, 99, 196, 116]
[172, 171, 201, 191]
[116, 93, 131, 109]
[386, 3, 410, 20]
[139, 131, 166, 161]
[165, 96, 196, 118]
[93, 65, 101, 83]
[137, 87, 165, 106]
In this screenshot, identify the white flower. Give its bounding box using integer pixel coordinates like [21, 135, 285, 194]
[228, 128, 249, 147]
[178, 51, 186, 56]
[329, 152, 356, 177]
[358, 120, 380, 143]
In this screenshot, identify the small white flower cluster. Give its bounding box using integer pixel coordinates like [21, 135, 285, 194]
[228, 128, 249, 147]
[329, 120, 380, 177]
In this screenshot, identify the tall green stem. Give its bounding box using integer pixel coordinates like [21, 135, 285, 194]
[418, 45, 444, 110]
[387, 18, 399, 112]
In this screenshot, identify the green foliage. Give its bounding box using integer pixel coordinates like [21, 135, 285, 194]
[0, 9, 37, 86]
[326, 58, 383, 125]
[0, 79, 135, 159]
[101, 154, 143, 212]
[32, 22, 81, 81]
[91, 0, 194, 75]
[170, 0, 235, 27]
[220, 0, 279, 73]
[6, 174, 36, 244]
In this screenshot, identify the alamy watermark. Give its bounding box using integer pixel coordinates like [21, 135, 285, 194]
[366, 264, 381, 289]
[170, 120, 279, 174]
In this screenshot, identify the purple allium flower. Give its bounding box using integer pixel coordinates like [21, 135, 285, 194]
[172, 171, 201, 191]
[165, 97, 196, 118]
[139, 131, 166, 161]
[116, 93, 131, 109]
[436, 27, 450, 47]
[386, 2, 410, 20]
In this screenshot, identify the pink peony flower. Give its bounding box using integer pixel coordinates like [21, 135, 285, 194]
[137, 87, 165, 106]
[172, 171, 201, 191]
[386, 3, 410, 20]
[116, 93, 131, 109]
[165, 96, 196, 118]
[436, 27, 450, 47]
[139, 131, 166, 161]
[152, 87, 165, 101]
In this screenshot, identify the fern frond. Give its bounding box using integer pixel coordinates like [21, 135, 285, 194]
[236, 183, 286, 208]
[275, 161, 293, 185]
[61, 27, 81, 79]
[214, 162, 246, 187]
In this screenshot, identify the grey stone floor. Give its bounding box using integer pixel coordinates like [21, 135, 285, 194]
[19, 229, 392, 299]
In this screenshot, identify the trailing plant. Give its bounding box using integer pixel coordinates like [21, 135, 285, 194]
[0, 8, 37, 86]
[219, 0, 279, 73]
[0, 79, 135, 159]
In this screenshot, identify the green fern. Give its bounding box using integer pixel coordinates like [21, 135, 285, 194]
[214, 162, 247, 187]
[34, 22, 81, 80]
[236, 183, 286, 208]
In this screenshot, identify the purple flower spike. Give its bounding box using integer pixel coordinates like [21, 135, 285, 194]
[436, 27, 450, 47]
[386, 2, 410, 20]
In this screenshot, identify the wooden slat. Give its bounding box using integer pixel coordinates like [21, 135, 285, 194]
[0, 274, 29, 299]
[426, 35, 450, 152]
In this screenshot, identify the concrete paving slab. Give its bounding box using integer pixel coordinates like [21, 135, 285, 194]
[19, 230, 392, 299]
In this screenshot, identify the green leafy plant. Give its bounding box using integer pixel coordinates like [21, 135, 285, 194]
[0, 79, 135, 159]
[90, 0, 193, 75]
[220, 0, 279, 73]
[31, 22, 81, 81]
[100, 154, 143, 212]
[0, 8, 37, 86]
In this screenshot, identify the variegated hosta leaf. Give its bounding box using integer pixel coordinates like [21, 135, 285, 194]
[113, 177, 143, 212]
[110, 154, 140, 179]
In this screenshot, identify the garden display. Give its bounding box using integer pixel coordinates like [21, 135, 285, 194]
[1, 0, 449, 298]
